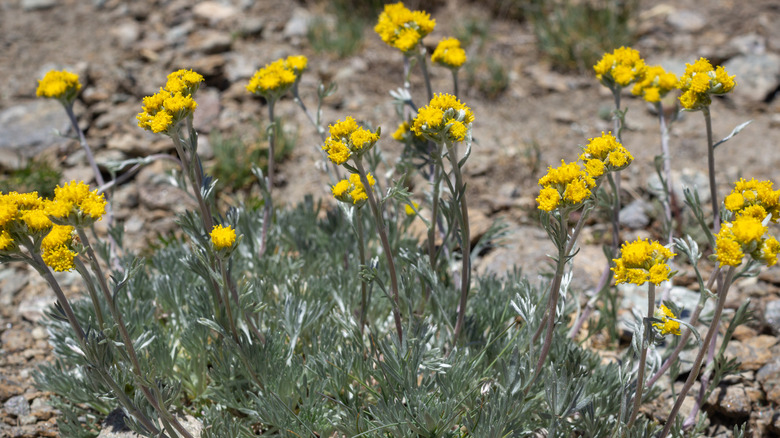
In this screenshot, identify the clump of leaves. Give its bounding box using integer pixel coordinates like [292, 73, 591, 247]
[307, 15, 365, 58]
[35, 194, 664, 436]
[465, 55, 509, 100]
[209, 119, 296, 193]
[526, 0, 639, 72]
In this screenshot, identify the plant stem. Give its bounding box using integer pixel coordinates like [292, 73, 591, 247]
[452, 69, 460, 98]
[259, 100, 276, 257]
[627, 283, 655, 428]
[72, 257, 105, 329]
[659, 266, 736, 438]
[218, 258, 241, 343]
[355, 159, 403, 343]
[64, 104, 104, 188]
[526, 212, 569, 394]
[64, 103, 122, 270]
[356, 209, 368, 335]
[418, 51, 434, 101]
[658, 102, 674, 247]
[449, 142, 472, 344]
[703, 107, 720, 232]
[170, 130, 213, 232]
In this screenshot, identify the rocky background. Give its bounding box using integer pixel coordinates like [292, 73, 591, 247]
[1, 0, 780, 436]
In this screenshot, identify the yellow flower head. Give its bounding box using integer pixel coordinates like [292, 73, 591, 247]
[631, 65, 678, 103]
[580, 131, 633, 176]
[211, 225, 236, 251]
[412, 93, 473, 143]
[724, 178, 780, 222]
[21, 209, 52, 232]
[716, 215, 776, 267]
[165, 69, 204, 96]
[42, 245, 77, 272]
[138, 69, 203, 134]
[42, 225, 74, 251]
[0, 195, 18, 228]
[536, 160, 595, 211]
[677, 57, 736, 110]
[0, 230, 13, 252]
[36, 70, 81, 103]
[1, 191, 47, 236]
[246, 56, 306, 99]
[593, 47, 646, 88]
[48, 181, 106, 225]
[332, 173, 376, 207]
[612, 238, 675, 285]
[653, 304, 681, 336]
[755, 237, 780, 267]
[322, 117, 380, 165]
[431, 38, 467, 69]
[375, 2, 435, 54]
[392, 122, 410, 141]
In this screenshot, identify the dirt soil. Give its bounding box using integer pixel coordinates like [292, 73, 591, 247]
[1, 0, 780, 436]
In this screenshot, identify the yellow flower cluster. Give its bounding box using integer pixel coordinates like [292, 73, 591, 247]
[631, 65, 678, 103]
[724, 178, 780, 223]
[677, 58, 736, 110]
[716, 215, 779, 267]
[322, 117, 380, 165]
[0, 188, 88, 272]
[593, 46, 646, 88]
[537, 133, 631, 212]
[536, 161, 595, 212]
[374, 2, 435, 54]
[579, 132, 633, 178]
[47, 180, 107, 226]
[40, 224, 77, 272]
[246, 55, 307, 98]
[431, 38, 467, 69]
[332, 173, 377, 207]
[0, 192, 49, 251]
[210, 225, 236, 251]
[36, 70, 82, 103]
[137, 69, 203, 134]
[653, 304, 681, 336]
[412, 93, 474, 143]
[612, 238, 675, 286]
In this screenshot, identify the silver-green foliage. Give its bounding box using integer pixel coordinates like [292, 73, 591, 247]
[36, 195, 665, 437]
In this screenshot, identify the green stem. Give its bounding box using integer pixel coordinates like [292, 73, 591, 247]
[64, 103, 104, 187]
[627, 283, 656, 428]
[449, 142, 472, 344]
[659, 266, 736, 438]
[72, 257, 105, 329]
[526, 212, 569, 394]
[418, 51, 434, 101]
[259, 100, 276, 256]
[356, 209, 368, 335]
[703, 107, 719, 232]
[218, 258, 241, 344]
[170, 130, 213, 232]
[452, 69, 460, 98]
[354, 159, 403, 343]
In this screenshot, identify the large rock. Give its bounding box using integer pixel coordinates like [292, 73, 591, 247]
[0, 100, 71, 168]
[723, 53, 780, 104]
